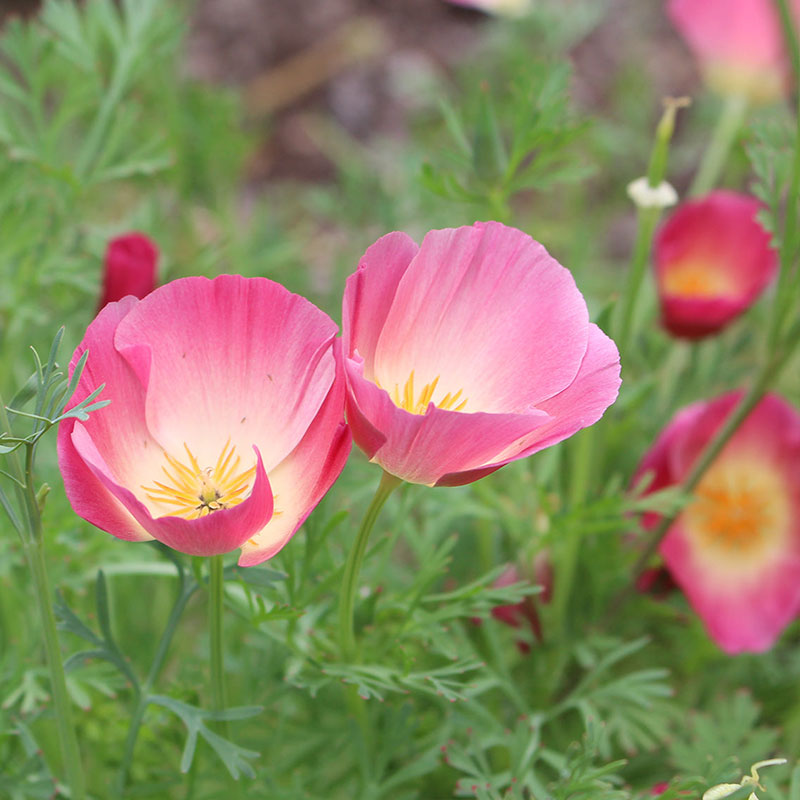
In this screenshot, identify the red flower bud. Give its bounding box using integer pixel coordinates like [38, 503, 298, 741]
[98, 233, 158, 311]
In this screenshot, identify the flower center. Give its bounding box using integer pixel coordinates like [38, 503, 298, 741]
[383, 370, 468, 415]
[685, 460, 784, 555]
[142, 440, 256, 519]
[661, 261, 732, 299]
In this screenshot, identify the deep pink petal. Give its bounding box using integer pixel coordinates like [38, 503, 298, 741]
[238, 342, 352, 566]
[631, 400, 706, 530]
[346, 356, 551, 486]
[436, 324, 620, 485]
[372, 222, 590, 413]
[668, 0, 800, 101]
[342, 231, 419, 378]
[72, 426, 274, 557]
[655, 191, 777, 339]
[58, 418, 153, 543]
[57, 298, 160, 543]
[662, 520, 800, 653]
[114, 275, 337, 473]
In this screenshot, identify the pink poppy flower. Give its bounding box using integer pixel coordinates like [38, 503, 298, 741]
[59, 275, 351, 564]
[342, 222, 621, 486]
[97, 233, 159, 311]
[668, 0, 800, 104]
[633, 392, 800, 653]
[654, 191, 777, 339]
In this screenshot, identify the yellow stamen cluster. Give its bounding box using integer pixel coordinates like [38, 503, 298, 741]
[143, 439, 256, 520]
[688, 464, 779, 554]
[387, 370, 468, 415]
[662, 262, 731, 299]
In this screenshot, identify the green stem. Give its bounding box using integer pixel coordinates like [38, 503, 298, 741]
[688, 93, 748, 197]
[115, 576, 198, 796]
[551, 427, 595, 640]
[209, 554, 229, 737]
[616, 205, 660, 353]
[338, 471, 401, 661]
[0, 392, 86, 799]
[769, 0, 800, 349]
[24, 534, 87, 800]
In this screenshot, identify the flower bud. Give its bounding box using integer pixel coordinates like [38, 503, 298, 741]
[97, 233, 159, 311]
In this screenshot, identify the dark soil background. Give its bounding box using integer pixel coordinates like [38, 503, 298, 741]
[1, 0, 696, 185]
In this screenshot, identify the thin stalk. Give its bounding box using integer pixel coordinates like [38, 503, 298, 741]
[616, 205, 660, 353]
[338, 471, 401, 661]
[115, 577, 198, 796]
[769, 0, 800, 348]
[0, 392, 86, 799]
[208, 554, 228, 738]
[24, 533, 87, 800]
[688, 93, 748, 196]
[616, 97, 689, 351]
[551, 427, 595, 641]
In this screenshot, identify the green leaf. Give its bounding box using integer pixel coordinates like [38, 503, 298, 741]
[148, 695, 261, 779]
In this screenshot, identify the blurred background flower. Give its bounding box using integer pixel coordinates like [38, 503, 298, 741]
[668, 0, 800, 104]
[97, 232, 159, 311]
[634, 392, 800, 653]
[654, 191, 777, 339]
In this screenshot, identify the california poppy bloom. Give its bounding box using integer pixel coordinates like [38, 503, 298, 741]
[97, 232, 159, 311]
[342, 222, 621, 486]
[59, 275, 351, 564]
[668, 0, 800, 105]
[654, 191, 777, 339]
[633, 392, 800, 653]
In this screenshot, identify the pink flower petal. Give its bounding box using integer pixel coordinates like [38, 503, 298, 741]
[238, 342, 352, 566]
[373, 222, 590, 413]
[668, 0, 800, 102]
[342, 231, 419, 379]
[436, 324, 620, 486]
[57, 298, 160, 543]
[662, 517, 800, 653]
[346, 355, 551, 487]
[114, 275, 337, 473]
[72, 427, 274, 557]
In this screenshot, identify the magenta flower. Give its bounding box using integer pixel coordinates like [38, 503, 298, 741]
[634, 392, 800, 653]
[59, 275, 351, 564]
[342, 222, 620, 486]
[98, 232, 159, 311]
[654, 191, 777, 339]
[668, 0, 800, 104]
